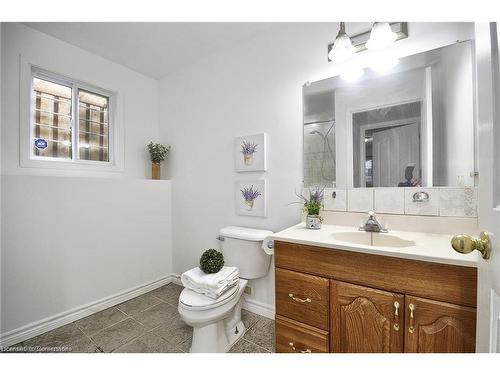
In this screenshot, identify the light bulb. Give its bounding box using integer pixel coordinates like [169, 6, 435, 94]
[366, 22, 397, 50]
[369, 51, 399, 73]
[341, 66, 364, 82]
[329, 22, 356, 63]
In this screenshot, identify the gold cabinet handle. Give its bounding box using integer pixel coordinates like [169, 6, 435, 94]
[393, 301, 400, 331]
[289, 342, 312, 353]
[394, 301, 400, 317]
[451, 231, 491, 260]
[288, 293, 311, 303]
[408, 303, 415, 334]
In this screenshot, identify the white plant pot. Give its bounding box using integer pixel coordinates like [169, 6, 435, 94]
[306, 215, 322, 230]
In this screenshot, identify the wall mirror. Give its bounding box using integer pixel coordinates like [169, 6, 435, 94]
[303, 41, 476, 188]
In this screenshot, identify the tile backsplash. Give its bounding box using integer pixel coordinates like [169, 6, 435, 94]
[347, 188, 374, 212]
[374, 188, 405, 214]
[323, 187, 477, 218]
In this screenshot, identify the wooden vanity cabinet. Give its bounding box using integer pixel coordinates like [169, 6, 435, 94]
[403, 296, 476, 353]
[274, 241, 477, 353]
[331, 281, 404, 353]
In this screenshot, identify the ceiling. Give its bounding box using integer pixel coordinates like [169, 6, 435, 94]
[24, 22, 277, 79]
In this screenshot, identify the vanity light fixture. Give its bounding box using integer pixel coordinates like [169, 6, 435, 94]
[328, 22, 356, 63]
[327, 22, 408, 61]
[366, 22, 398, 50]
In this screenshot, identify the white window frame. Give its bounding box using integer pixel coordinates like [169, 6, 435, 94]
[20, 57, 124, 173]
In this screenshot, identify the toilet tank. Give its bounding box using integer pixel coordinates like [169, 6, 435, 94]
[219, 226, 273, 280]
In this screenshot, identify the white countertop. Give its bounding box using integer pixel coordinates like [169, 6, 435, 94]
[272, 223, 478, 268]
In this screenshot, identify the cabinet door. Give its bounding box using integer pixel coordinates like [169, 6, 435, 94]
[404, 296, 476, 353]
[330, 280, 404, 353]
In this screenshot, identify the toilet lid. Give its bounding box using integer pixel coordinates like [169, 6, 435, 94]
[179, 282, 239, 310]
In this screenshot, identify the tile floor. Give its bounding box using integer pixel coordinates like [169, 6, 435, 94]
[7, 283, 275, 353]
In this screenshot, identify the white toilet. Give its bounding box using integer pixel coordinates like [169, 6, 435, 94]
[178, 226, 273, 353]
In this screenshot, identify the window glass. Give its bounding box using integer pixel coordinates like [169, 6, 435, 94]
[32, 77, 72, 159]
[78, 89, 109, 162]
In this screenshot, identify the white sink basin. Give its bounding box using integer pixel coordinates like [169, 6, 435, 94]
[332, 231, 416, 248]
[331, 231, 372, 246]
[372, 233, 416, 248]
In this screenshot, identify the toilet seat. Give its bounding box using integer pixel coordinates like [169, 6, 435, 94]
[179, 282, 240, 311]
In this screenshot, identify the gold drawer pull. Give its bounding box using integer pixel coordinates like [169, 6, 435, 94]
[288, 293, 311, 303]
[408, 303, 415, 334]
[289, 342, 312, 353]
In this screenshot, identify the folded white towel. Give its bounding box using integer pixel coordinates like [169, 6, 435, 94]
[181, 266, 239, 299]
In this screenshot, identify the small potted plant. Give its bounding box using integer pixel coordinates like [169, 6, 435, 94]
[294, 187, 324, 230]
[240, 185, 262, 211]
[240, 141, 258, 166]
[147, 142, 170, 180]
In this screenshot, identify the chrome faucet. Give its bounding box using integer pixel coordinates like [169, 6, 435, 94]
[359, 211, 388, 233]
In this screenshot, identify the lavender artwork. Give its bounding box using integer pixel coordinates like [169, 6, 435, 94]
[240, 185, 262, 210]
[240, 141, 258, 166]
[234, 133, 267, 172]
[235, 180, 267, 217]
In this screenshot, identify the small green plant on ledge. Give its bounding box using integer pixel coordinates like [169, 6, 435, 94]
[147, 142, 171, 180]
[147, 142, 171, 164]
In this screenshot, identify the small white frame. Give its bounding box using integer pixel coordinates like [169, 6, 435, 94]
[234, 133, 267, 172]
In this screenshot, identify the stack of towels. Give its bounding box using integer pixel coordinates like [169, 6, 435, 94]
[181, 266, 239, 299]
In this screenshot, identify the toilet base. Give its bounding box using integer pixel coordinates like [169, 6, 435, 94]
[179, 279, 249, 353]
[189, 317, 245, 353]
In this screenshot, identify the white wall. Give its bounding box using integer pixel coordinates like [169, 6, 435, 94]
[1, 176, 172, 334]
[1, 23, 172, 336]
[158, 22, 475, 309]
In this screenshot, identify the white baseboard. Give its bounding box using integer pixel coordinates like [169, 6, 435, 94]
[243, 297, 275, 320]
[0, 274, 177, 348]
[170, 273, 275, 320]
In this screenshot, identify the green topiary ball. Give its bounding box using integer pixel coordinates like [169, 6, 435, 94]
[199, 249, 225, 274]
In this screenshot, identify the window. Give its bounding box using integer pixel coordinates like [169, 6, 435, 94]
[29, 68, 113, 165]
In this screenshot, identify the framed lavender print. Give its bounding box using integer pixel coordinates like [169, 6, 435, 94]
[234, 133, 267, 172]
[235, 179, 267, 217]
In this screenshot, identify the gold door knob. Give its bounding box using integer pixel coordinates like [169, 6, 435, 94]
[451, 231, 491, 260]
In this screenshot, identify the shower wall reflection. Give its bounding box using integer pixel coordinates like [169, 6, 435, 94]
[304, 121, 335, 187]
[303, 86, 336, 187]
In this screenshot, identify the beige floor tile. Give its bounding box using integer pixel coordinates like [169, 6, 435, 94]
[134, 302, 177, 330]
[69, 336, 102, 353]
[91, 318, 145, 352]
[75, 307, 128, 336]
[150, 283, 183, 305]
[21, 323, 86, 350]
[241, 309, 261, 330]
[229, 338, 270, 353]
[178, 336, 192, 353]
[113, 332, 182, 353]
[151, 313, 192, 346]
[243, 318, 275, 352]
[116, 293, 163, 316]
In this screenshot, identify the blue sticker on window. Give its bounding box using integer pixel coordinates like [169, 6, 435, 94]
[34, 138, 48, 150]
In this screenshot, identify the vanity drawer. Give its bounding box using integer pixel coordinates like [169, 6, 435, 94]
[275, 268, 329, 330]
[275, 315, 329, 353]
